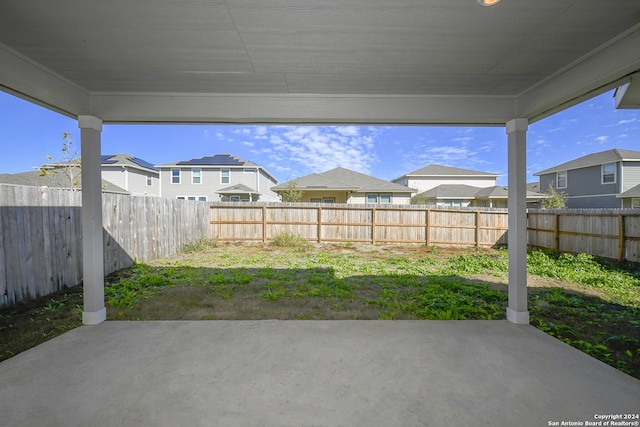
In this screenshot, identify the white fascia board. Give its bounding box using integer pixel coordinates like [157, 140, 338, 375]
[517, 24, 640, 123]
[89, 92, 517, 125]
[0, 42, 90, 118]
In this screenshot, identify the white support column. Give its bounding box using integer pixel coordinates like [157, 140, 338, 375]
[79, 115, 106, 325]
[506, 118, 530, 325]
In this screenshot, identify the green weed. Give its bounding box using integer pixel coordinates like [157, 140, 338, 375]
[270, 232, 309, 248]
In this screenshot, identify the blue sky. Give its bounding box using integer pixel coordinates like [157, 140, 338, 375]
[0, 90, 638, 186]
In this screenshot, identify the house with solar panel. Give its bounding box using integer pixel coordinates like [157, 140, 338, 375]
[100, 154, 159, 196]
[156, 154, 280, 202]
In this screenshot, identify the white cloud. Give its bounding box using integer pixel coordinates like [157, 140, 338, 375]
[596, 135, 609, 143]
[241, 141, 254, 147]
[617, 119, 636, 125]
[266, 126, 378, 175]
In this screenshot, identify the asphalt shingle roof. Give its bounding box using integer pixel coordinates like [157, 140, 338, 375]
[619, 184, 640, 198]
[534, 149, 640, 176]
[399, 164, 500, 178]
[159, 153, 258, 168]
[418, 184, 546, 200]
[273, 167, 416, 193]
[217, 183, 257, 194]
[0, 171, 129, 194]
[101, 154, 158, 172]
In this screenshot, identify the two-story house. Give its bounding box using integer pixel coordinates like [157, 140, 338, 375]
[101, 154, 160, 196]
[392, 164, 500, 193]
[156, 153, 279, 202]
[534, 148, 640, 208]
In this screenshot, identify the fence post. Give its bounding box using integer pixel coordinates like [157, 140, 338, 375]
[371, 207, 376, 244]
[554, 214, 560, 252]
[475, 211, 481, 248]
[262, 206, 267, 243]
[425, 209, 430, 247]
[619, 215, 626, 262]
[317, 206, 322, 243]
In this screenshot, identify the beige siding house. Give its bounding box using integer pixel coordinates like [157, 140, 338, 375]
[100, 154, 159, 196]
[157, 154, 279, 202]
[272, 167, 416, 205]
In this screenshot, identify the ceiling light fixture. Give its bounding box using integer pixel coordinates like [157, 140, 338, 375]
[477, 0, 502, 6]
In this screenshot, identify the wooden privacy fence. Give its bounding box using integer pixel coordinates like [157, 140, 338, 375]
[209, 203, 509, 247]
[527, 208, 640, 264]
[0, 185, 209, 308]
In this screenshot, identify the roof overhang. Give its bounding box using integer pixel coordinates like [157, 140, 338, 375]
[1, 1, 639, 125]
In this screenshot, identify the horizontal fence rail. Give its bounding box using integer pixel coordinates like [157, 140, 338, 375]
[0, 185, 209, 308]
[209, 203, 509, 247]
[527, 208, 640, 264]
[5, 187, 640, 310]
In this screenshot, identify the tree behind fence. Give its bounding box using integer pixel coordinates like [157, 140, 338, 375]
[0, 185, 209, 308]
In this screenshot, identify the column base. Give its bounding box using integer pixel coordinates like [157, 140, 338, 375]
[506, 308, 529, 325]
[83, 307, 107, 325]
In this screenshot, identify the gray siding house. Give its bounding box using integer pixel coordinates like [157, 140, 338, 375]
[534, 149, 640, 208]
[157, 154, 279, 202]
[101, 154, 159, 196]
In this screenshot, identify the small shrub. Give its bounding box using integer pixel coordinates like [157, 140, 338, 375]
[270, 232, 308, 248]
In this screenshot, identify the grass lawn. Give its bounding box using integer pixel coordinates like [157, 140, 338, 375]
[1, 239, 639, 379]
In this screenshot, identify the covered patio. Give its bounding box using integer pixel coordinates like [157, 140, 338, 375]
[0, 0, 639, 424]
[2, 321, 639, 426]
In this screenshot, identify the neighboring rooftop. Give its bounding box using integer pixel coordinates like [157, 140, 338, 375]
[534, 149, 640, 176]
[0, 170, 129, 194]
[273, 167, 416, 193]
[101, 154, 158, 172]
[618, 184, 640, 199]
[160, 154, 258, 167]
[395, 164, 500, 180]
[418, 184, 546, 200]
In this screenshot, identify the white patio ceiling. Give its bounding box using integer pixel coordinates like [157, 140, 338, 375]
[1, 0, 639, 124]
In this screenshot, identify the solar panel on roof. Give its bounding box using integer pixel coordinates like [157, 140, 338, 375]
[101, 155, 117, 164]
[129, 157, 158, 171]
[177, 154, 244, 166]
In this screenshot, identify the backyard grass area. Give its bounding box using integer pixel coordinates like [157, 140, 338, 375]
[1, 239, 639, 379]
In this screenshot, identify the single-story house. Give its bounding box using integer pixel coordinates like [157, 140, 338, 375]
[272, 167, 416, 204]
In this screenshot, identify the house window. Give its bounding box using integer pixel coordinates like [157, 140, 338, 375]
[632, 198, 640, 209]
[230, 196, 240, 202]
[182, 196, 207, 201]
[601, 163, 616, 184]
[380, 194, 391, 204]
[198, 196, 207, 202]
[192, 169, 202, 184]
[146, 173, 152, 186]
[221, 169, 230, 184]
[323, 198, 335, 203]
[171, 169, 181, 184]
[244, 168, 256, 173]
[310, 198, 321, 203]
[556, 171, 567, 189]
[366, 194, 378, 204]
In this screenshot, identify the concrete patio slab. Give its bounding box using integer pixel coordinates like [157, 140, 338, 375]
[1, 320, 638, 427]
